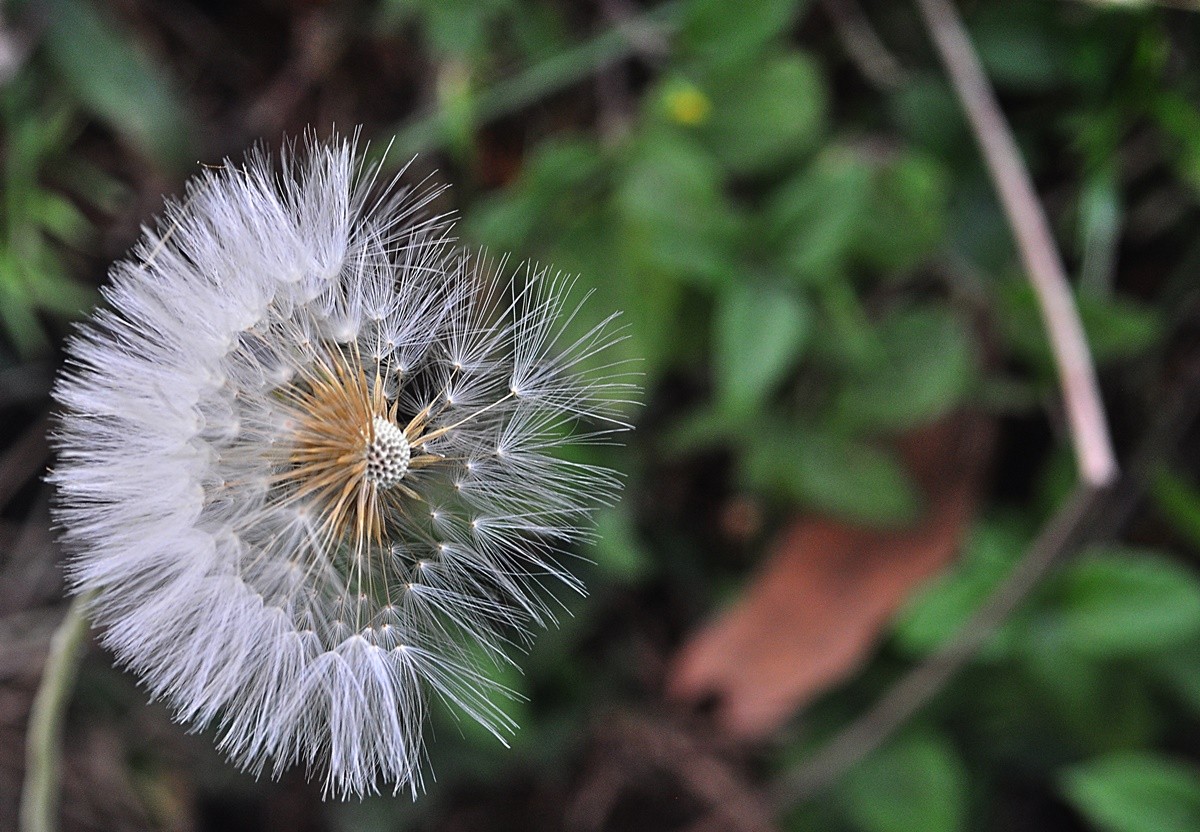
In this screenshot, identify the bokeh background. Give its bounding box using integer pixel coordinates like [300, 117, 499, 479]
[4, 0, 1200, 830]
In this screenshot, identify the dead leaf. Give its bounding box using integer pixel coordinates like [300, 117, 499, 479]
[666, 413, 994, 740]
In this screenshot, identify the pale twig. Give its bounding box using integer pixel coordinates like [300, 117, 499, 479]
[20, 591, 93, 832]
[916, 0, 1118, 488]
[596, 0, 672, 59]
[773, 0, 1123, 806]
[774, 336, 1200, 806]
[820, 0, 909, 90]
[594, 0, 666, 143]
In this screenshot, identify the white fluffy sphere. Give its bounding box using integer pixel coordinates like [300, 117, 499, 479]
[50, 134, 633, 798]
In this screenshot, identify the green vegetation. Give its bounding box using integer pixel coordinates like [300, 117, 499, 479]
[5, 0, 1200, 829]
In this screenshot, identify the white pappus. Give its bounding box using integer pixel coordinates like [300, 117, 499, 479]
[49, 134, 635, 798]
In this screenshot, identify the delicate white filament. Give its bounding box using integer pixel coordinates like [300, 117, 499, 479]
[50, 133, 637, 799]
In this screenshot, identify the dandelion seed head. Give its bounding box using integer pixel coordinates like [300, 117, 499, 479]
[50, 132, 636, 798]
[365, 416, 411, 488]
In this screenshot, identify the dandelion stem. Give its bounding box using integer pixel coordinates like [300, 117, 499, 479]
[20, 591, 93, 832]
[820, 0, 909, 91]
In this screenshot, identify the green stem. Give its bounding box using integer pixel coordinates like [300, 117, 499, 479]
[20, 592, 93, 832]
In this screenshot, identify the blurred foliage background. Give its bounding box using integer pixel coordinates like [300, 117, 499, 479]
[3, 0, 1200, 830]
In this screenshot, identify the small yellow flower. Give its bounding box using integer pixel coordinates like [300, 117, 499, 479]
[664, 81, 712, 126]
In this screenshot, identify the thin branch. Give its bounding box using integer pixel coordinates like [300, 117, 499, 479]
[772, 484, 1103, 804]
[597, 0, 672, 59]
[20, 592, 93, 832]
[915, 0, 1117, 487]
[772, 326, 1200, 806]
[772, 0, 1126, 805]
[820, 0, 909, 90]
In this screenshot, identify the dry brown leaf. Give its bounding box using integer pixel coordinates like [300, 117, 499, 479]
[666, 414, 994, 740]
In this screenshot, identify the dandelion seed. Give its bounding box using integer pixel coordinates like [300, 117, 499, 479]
[50, 133, 635, 798]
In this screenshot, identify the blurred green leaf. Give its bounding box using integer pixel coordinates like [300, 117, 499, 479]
[1035, 447, 1081, 521]
[590, 506, 651, 581]
[0, 78, 103, 355]
[1063, 12, 1148, 95]
[888, 75, 969, 157]
[698, 53, 827, 176]
[713, 283, 811, 416]
[1141, 643, 1200, 719]
[661, 404, 742, 454]
[23, 265, 95, 318]
[467, 138, 682, 381]
[679, 0, 808, 70]
[894, 518, 1027, 656]
[468, 137, 606, 249]
[1152, 91, 1200, 195]
[1073, 293, 1162, 362]
[970, 3, 1064, 92]
[853, 152, 948, 274]
[743, 425, 921, 524]
[946, 178, 1014, 272]
[810, 277, 882, 371]
[1021, 632, 1160, 754]
[1151, 468, 1200, 553]
[762, 148, 873, 285]
[0, 268, 48, 355]
[1049, 548, 1200, 657]
[998, 282, 1162, 369]
[616, 129, 741, 285]
[384, 0, 515, 61]
[44, 0, 194, 169]
[437, 63, 479, 163]
[840, 730, 968, 832]
[1077, 170, 1122, 295]
[34, 193, 90, 245]
[1061, 753, 1200, 832]
[519, 137, 608, 205]
[558, 204, 686, 382]
[836, 307, 974, 432]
